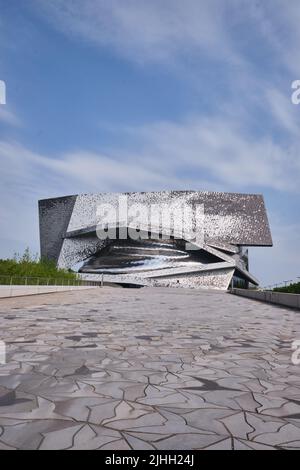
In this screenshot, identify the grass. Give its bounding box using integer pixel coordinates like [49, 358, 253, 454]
[0, 248, 77, 285]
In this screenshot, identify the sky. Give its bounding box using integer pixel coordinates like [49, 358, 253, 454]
[0, 0, 300, 287]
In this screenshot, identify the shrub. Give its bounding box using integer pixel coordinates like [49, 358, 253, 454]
[0, 248, 77, 285]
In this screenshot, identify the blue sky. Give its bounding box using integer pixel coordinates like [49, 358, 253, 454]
[1, 0, 300, 286]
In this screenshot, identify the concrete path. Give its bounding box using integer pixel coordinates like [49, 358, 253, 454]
[0, 287, 300, 450]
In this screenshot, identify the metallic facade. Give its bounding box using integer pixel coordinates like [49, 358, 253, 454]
[39, 191, 272, 290]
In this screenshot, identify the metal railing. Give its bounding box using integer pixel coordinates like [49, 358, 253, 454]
[0, 274, 104, 297]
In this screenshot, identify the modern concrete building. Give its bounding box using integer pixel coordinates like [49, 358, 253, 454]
[39, 191, 272, 290]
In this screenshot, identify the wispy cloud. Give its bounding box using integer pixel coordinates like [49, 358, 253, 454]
[34, 0, 238, 65]
[32, 0, 300, 79]
[0, 107, 21, 127]
[113, 115, 300, 193]
[2, 105, 300, 203]
[242, 0, 300, 77]
[31, 1, 300, 143]
[265, 87, 300, 136]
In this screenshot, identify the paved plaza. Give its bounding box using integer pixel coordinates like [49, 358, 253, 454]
[0, 287, 300, 450]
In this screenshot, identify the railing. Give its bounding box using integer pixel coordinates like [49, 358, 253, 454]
[263, 277, 300, 291]
[0, 275, 104, 297]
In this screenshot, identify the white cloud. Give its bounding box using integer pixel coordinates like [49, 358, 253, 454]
[0, 107, 21, 127]
[266, 88, 300, 136]
[29, 0, 300, 150]
[242, 0, 300, 77]
[33, 0, 241, 65]
[0, 141, 167, 198]
[1, 111, 300, 213]
[32, 0, 300, 78]
[119, 115, 300, 193]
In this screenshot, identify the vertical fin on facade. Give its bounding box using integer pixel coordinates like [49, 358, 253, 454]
[39, 195, 77, 263]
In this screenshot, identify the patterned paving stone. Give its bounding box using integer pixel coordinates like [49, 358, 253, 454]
[0, 287, 300, 450]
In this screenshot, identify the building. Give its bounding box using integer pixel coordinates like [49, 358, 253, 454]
[39, 191, 272, 290]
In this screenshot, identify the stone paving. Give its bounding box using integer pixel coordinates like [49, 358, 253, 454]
[0, 287, 300, 450]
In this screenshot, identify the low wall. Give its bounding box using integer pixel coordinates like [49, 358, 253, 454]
[0, 285, 98, 299]
[230, 288, 300, 310]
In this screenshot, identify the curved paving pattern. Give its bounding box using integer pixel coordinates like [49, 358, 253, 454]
[0, 287, 300, 450]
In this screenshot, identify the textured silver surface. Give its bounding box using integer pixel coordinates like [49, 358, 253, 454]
[39, 191, 272, 290]
[39, 196, 77, 263]
[65, 191, 272, 246]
